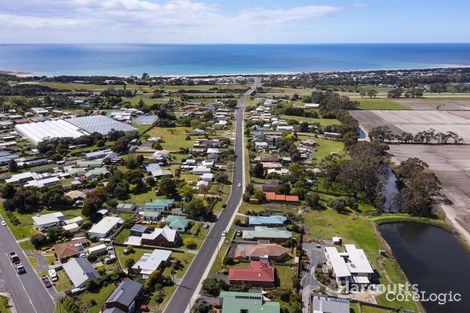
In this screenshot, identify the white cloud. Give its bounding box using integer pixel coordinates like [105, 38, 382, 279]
[0, 0, 343, 42]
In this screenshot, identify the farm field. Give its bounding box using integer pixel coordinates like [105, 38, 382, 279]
[396, 97, 470, 110]
[354, 98, 410, 110]
[390, 144, 470, 243]
[350, 110, 470, 142]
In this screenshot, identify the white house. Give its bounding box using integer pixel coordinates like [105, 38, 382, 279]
[192, 166, 212, 175]
[325, 244, 374, 286]
[88, 216, 123, 238]
[33, 212, 66, 231]
[63, 223, 81, 234]
[88, 244, 108, 256]
[131, 249, 172, 279]
[201, 173, 214, 182]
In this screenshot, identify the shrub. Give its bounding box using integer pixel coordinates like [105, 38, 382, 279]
[184, 238, 197, 250]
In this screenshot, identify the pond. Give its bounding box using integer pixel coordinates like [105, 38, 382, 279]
[379, 222, 470, 313]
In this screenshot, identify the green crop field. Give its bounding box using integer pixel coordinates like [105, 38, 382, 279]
[355, 98, 410, 110]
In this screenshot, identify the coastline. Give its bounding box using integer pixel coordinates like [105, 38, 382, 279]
[1, 66, 469, 79]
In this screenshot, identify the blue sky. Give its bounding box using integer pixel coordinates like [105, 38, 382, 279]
[0, 0, 468, 43]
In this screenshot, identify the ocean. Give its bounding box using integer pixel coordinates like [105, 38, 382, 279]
[0, 44, 469, 76]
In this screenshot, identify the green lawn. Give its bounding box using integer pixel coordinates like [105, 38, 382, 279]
[19, 240, 34, 251]
[115, 246, 151, 270]
[180, 223, 209, 250]
[54, 269, 73, 292]
[280, 115, 341, 126]
[114, 228, 130, 244]
[125, 188, 157, 204]
[79, 284, 115, 313]
[275, 265, 296, 289]
[307, 136, 344, 163]
[356, 98, 410, 110]
[0, 296, 11, 313]
[145, 127, 195, 150]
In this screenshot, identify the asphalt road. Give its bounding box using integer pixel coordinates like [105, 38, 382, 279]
[0, 216, 56, 313]
[301, 243, 326, 313]
[163, 79, 258, 313]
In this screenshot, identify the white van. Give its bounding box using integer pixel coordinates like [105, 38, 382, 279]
[48, 269, 58, 282]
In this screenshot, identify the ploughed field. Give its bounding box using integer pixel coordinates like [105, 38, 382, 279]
[390, 144, 470, 239]
[350, 110, 470, 142]
[396, 98, 470, 110]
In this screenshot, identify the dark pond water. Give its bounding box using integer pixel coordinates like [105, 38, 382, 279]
[379, 222, 470, 313]
[382, 166, 400, 213]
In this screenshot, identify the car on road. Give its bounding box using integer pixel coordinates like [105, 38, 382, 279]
[42, 276, 52, 288]
[1, 221, 6, 226]
[15, 263, 26, 274]
[222, 230, 228, 236]
[9, 252, 19, 263]
[237, 183, 241, 188]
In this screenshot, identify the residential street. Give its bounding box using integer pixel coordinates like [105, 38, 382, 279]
[0, 216, 57, 313]
[163, 79, 258, 313]
[301, 243, 326, 313]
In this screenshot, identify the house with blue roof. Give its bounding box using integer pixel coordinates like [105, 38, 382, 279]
[248, 215, 288, 227]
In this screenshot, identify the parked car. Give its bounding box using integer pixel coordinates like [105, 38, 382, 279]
[48, 269, 58, 282]
[1, 221, 7, 226]
[42, 276, 52, 288]
[16, 263, 26, 274]
[222, 230, 228, 237]
[9, 252, 19, 264]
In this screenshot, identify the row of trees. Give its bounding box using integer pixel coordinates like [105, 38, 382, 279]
[369, 126, 464, 144]
[395, 158, 441, 217]
[387, 87, 424, 98]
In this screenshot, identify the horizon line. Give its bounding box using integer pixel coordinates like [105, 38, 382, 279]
[1, 42, 470, 45]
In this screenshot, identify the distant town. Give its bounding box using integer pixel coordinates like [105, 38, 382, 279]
[0, 67, 469, 313]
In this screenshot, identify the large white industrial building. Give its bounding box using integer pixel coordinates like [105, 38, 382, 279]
[15, 120, 87, 145]
[15, 116, 137, 145]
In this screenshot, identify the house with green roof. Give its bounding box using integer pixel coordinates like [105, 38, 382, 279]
[242, 226, 292, 243]
[165, 215, 189, 232]
[141, 211, 161, 221]
[143, 199, 175, 212]
[218, 291, 280, 313]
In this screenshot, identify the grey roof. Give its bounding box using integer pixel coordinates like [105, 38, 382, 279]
[106, 279, 142, 307]
[134, 115, 159, 125]
[66, 115, 136, 135]
[311, 294, 349, 313]
[130, 224, 148, 233]
[102, 308, 126, 313]
[62, 258, 100, 288]
[0, 153, 19, 165]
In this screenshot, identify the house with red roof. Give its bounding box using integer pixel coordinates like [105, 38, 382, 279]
[228, 261, 275, 287]
[264, 192, 299, 203]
